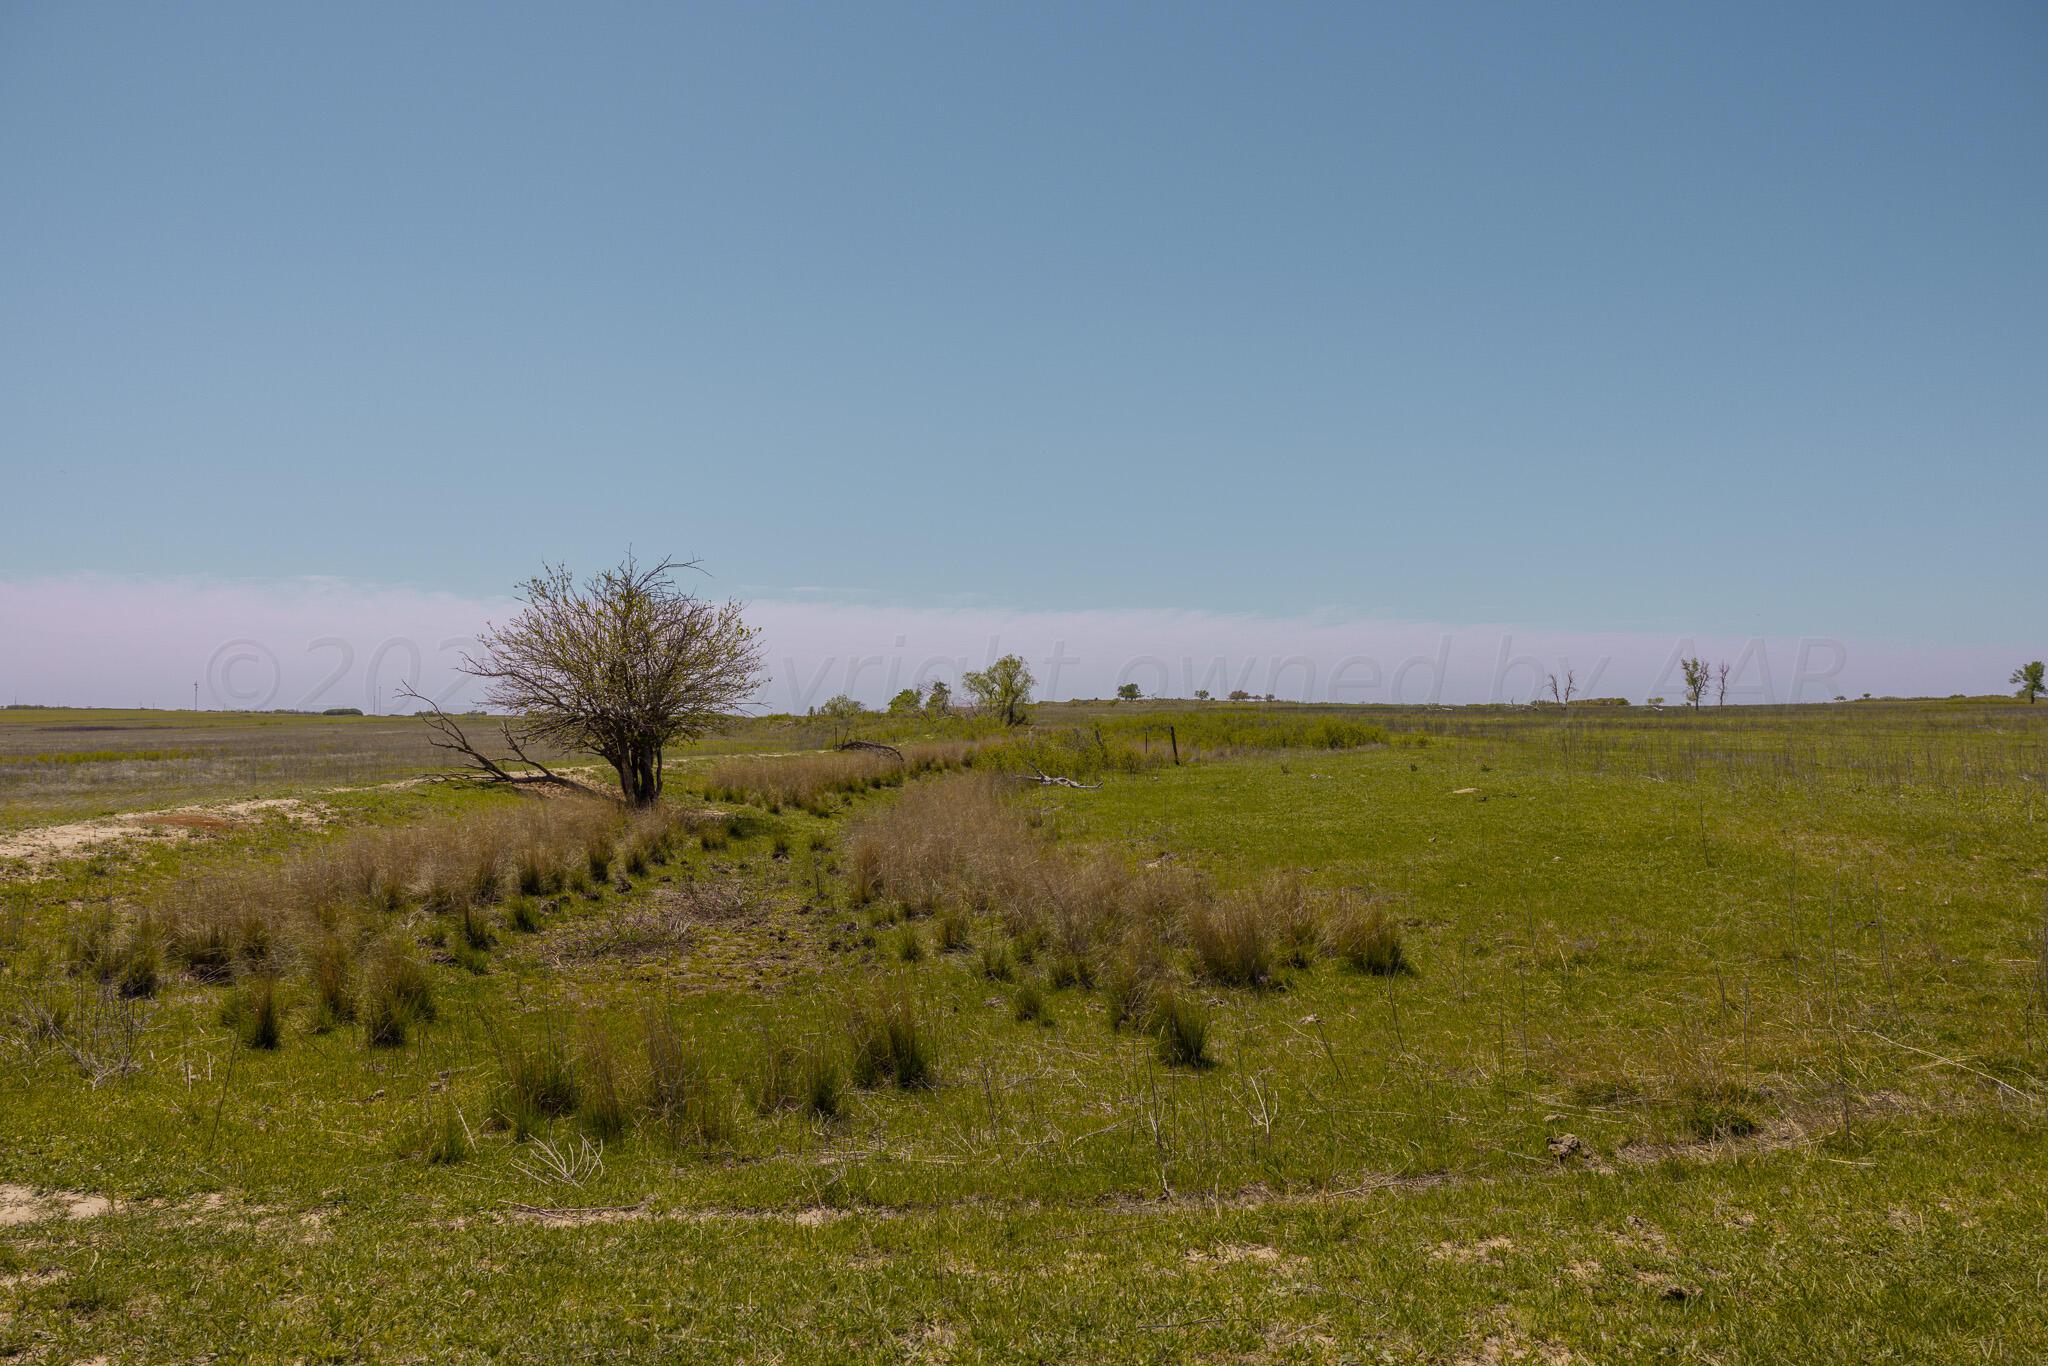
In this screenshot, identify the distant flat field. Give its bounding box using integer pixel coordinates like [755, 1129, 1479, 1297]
[0, 708, 841, 833]
[3, 699, 2047, 1360]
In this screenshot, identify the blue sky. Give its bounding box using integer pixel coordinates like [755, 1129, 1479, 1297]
[3, 1, 2044, 674]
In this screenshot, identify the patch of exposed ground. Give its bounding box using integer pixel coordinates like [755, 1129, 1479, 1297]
[0, 798, 330, 877]
[0, 1184, 114, 1226]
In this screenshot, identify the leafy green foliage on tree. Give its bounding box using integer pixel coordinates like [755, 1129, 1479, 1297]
[963, 655, 1034, 726]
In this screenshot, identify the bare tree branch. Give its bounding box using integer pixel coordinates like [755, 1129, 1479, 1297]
[397, 685, 603, 797]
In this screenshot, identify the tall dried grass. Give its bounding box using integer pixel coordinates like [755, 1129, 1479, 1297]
[844, 775, 1406, 998]
[704, 742, 976, 814]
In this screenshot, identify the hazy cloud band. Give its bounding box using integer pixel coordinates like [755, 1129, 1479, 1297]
[0, 574, 2020, 712]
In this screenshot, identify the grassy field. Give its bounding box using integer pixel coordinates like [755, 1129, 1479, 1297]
[2, 700, 2045, 1361]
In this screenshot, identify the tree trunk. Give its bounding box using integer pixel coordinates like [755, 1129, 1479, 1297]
[608, 744, 664, 806]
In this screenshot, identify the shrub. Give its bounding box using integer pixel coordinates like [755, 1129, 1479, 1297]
[935, 907, 970, 952]
[896, 925, 924, 963]
[848, 994, 933, 1090]
[1325, 902, 1407, 975]
[1148, 989, 1212, 1069]
[1012, 980, 1044, 1023]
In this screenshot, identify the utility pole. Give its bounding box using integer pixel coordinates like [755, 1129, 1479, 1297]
[194, 681, 199, 712]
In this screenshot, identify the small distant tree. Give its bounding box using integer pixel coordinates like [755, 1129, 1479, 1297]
[405, 554, 763, 806]
[818, 694, 866, 723]
[924, 680, 953, 716]
[2014, 661, 2046, 704]
[1228, 689, 1251, 702]
[1715, 662, 1730, 706]
[963, 655, 1035, 726]
[1194, 689, 1211, 701]
[886, 687, 922, 716]
[1545, 670, 1577, 710]
[1681, 657, 1711, 710]
[1115, 683, 1141, 702]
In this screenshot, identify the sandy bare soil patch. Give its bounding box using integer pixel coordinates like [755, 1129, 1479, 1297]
[0, 1184, 114, 1226]
[0, 797, 330, 877]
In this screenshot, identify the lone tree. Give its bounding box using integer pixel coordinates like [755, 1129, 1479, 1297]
[2014, 661, 2046, 704]
[1115, 682, 1141, 702]
[923, 679, 953, 716]
[963, 654, 1035, 726]
[1681, 657, 1711, 710]
[1545, 669, 1577, 709]
[406, 555, 763, 806]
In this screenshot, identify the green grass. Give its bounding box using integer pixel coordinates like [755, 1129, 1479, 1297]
[2, 699, 2045, 1359]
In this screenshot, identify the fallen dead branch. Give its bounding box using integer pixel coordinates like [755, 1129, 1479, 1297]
[1016, 763, 1101, 790]
[836, 739, 905, 762]
[397, 686, 607, 798]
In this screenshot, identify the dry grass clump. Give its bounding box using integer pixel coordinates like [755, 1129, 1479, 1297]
[844, 774, 1407, 1011]
[493, 1018, 579, 1139]
[749, 1032, 844, 1120]
[1147, 987, 1212, 1068]
[705, 742, 975, 815]
[358, 938, 435, 1047]
[126, 796, 726, 1054]
[645, 1009, 738, 1147]
[221, 975, 282, 1050]
[1187, 896, 1273, 987]
[64, 910, 163, 999]
[1324, 897, 1407, 975]
[307, 933, 355, 1029]
[575, 1020, 631, 1140]
[1101, 932, 1170, 1031]
[849, 993, 934, 1089]
[154, 798, 629, 987]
